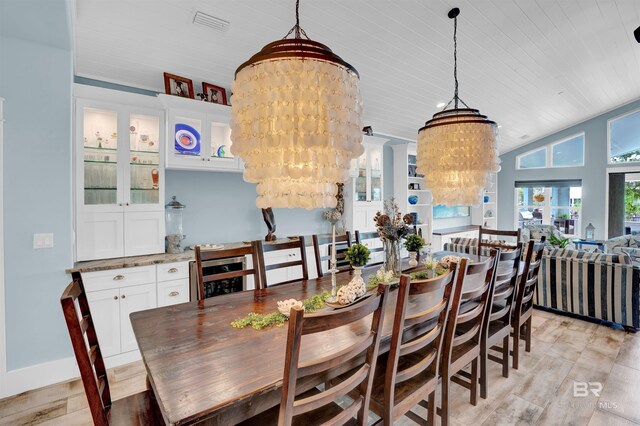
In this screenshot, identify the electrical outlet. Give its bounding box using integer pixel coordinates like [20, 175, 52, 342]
[33, 233, 54, 249]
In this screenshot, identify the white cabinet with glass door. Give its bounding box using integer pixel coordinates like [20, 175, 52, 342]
[345, 135, 388, 232]
[159, 94, 240, 172]
[75, 97, 165, 261]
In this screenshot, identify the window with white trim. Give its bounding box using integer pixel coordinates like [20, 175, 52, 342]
[516, 133, 585, 169]
[609, 109, 640, 163]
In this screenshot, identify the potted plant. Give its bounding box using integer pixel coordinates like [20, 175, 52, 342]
[345, 244, 371, 289]
[404, 234, 425, 267]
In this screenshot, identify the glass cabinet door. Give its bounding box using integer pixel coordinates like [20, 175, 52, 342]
[369, 146, 382, 202]
[83, 107, 118, 206]
[172, 115, 203, 161]
[355, 152, 367, 201]
[129, 114, 160, 205]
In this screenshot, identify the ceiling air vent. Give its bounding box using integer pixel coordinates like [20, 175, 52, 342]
[520, 134, 530, 140]
[193, 11, 230, 33]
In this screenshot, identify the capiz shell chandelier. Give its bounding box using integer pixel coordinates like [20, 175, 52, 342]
[230, 0, 364, 210]
[416, 7, 500, 207]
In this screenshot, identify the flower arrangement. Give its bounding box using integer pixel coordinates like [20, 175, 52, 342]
[322, 209, 342, 224]
[345, 244, 371, 267]
[374, 198, 413, 274]
[404, 234, 425, 252]
[374, 198, 413, 241]
[367, 267, 397, 289]
[423, 256, 439, 271]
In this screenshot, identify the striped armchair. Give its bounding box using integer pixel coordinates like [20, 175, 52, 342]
[534, 248, 639, 329]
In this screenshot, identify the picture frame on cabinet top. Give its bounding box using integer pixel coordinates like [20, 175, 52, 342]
[164, 73, 194, 99]
[202, 82, 227, 105]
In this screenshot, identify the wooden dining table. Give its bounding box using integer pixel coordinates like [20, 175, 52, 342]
[130, 251, 516, 425]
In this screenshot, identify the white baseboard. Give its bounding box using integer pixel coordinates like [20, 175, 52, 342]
[1, 350, 141, 399]
[3, 356, 79, 398]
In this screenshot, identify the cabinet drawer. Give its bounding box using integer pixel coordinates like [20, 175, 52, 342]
[157, 261, 189, 282]
[157, 279, 189, 307]
[83, 265, 156, 292]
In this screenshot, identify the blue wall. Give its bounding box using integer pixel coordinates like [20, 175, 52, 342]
[1, 35, 74, 369]
[498, 98, 640, 239]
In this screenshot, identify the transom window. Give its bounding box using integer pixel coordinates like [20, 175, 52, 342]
[609, 109, 640, 163]
[516, 133, 585, 169]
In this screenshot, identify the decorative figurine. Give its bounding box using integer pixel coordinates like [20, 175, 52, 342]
[262, 207, 276, 241]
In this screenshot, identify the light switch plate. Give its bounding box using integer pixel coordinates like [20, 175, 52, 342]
[33, 233, 54, 249]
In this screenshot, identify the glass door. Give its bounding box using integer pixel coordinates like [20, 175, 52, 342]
[82, 107, 119, 206]
[129, 114, 160, 205]
[171, 112, 205, 163]
[209, 121, 239, 169]
[355, 151, 367, 201]
[369, 146, 382, 202]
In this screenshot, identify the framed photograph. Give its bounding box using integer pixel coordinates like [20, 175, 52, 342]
[408, 183, 415, 190]
[202, 82, 227, 105]
[414, 183, 421, 190]
[164, 73, 194, 99]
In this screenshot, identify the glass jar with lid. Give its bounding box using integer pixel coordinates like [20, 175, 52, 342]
[165, 196, 186, 253]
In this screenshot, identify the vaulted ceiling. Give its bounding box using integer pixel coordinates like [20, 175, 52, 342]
[73, 0, 640, 152]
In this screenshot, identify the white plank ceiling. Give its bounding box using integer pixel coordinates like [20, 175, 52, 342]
[73, 0, 640, 153]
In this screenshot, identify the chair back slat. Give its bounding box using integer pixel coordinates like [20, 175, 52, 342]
[257, 237, 309, 288]
[441, 251, 499, 369]
[354, 231, 384, 266]
[488, 244, 522, 326]
[479, 227, 521, 251]
[196, 241, 261, 300]
[312, 232, 352, 277]
[515, 240, 545, 318]
[61, 272, 110, 426]
[381, 271, 457, 419]
[278, 284, 389, 425]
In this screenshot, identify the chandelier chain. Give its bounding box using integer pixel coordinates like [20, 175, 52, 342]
[453, 14, 458, 109]
[283, 0, 310, 40]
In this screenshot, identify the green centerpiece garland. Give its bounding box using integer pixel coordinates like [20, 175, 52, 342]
[231, 290, 331, 330]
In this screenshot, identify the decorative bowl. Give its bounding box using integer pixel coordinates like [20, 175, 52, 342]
[408, 195, 419, 205]
[277, 299, 304, 316]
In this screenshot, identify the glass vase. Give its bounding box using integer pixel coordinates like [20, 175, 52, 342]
[383, 238, 402, 276]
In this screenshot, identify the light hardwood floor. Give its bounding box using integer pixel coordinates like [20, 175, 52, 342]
[0, 309, 639, 425]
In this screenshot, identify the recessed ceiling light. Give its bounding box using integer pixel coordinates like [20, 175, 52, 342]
[436, 102, 446, 108]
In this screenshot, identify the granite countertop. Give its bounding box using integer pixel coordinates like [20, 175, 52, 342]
[432, 225, 480, 236]
[66, 237, 307, 274]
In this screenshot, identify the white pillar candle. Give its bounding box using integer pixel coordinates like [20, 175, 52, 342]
[331, 223, 337, 266]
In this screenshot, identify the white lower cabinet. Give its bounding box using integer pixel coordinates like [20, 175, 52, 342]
[82, 261, 189, 364]
[119, 283, 157, 353]
[263, 249, 305, 286]
[157, 279, 189, 307]
[86, 288, 121, 358]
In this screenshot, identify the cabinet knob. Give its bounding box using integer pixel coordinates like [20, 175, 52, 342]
[169, 291, 179, 297]
[125, 202, 130, 206]
[202, 158, 206, 161]
[113, 275, 125, 281]
[121, 294, 126, 299]
[168, 267, 178, 273]
[113, 296, 118, 300]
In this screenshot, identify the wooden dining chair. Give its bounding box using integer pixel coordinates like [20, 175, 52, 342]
[60, 272, 164, 426]
[257, 236, 309, 288]
[241, 284, 389, 426]
[195, 241, 262, 300]
[478, 227, 521, 252]
[354, 231, 384, 266]
[512, 239, 545, 369]
[312, 231, 352, 277]
[368, 270, 458, 425]
[438, 250, 499, 424]
[479, 244, 522, 399]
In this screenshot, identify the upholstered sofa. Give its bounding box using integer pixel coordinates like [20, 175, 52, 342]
[534, 248, 639, 329]
[442, 238, 640, 329]
[606, 233, 640, 257]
